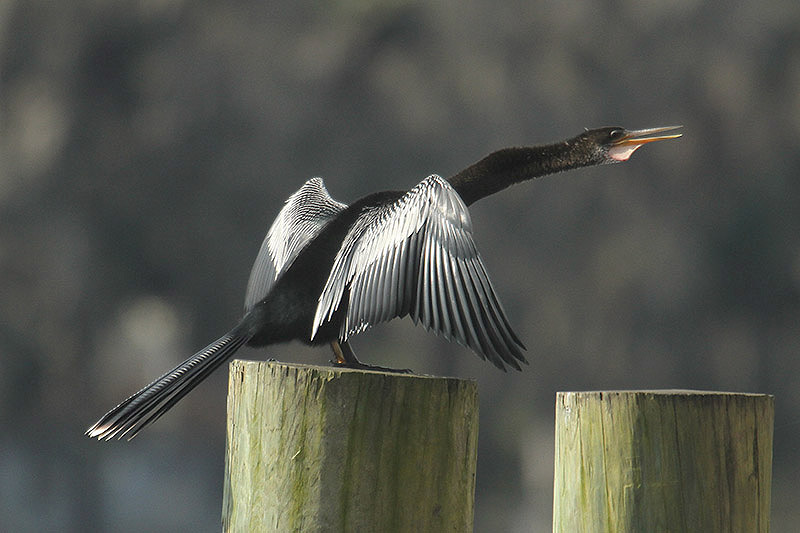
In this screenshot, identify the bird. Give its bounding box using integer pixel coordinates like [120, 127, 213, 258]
[87, 125, 681, 440]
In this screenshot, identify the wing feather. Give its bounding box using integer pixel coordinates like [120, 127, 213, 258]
[444, 253, 467, 345]
[434, 230, 451, 338]
[454, 258, 483, 356]
[244, 178, 346, 312]
[461, 259, 495, 359]
[312, 175, 527, 370]
[386, 244, 401, 316]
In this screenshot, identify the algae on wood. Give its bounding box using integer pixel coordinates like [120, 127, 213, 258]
[552, 390, 774, 532]
[222, 360, 479, 532]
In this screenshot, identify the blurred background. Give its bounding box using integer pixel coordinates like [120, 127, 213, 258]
[3, 0, 800, 531]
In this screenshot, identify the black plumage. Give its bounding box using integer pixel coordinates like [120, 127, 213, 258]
[87, 126, 681, 440]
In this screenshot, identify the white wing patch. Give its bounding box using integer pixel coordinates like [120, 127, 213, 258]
[312, 175, 526, 370]
[244, 178, 346, 312]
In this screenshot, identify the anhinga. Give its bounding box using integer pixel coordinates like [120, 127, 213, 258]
[87, 126, 681, 440]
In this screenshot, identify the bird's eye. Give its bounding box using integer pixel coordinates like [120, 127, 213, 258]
[608, 129, 626, 142]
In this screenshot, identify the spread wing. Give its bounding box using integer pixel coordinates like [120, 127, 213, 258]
[312, 175, 527, 371]
[244, 178, 347, 312]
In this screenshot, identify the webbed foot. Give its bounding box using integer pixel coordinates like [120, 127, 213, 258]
[329, 340, 413, 374]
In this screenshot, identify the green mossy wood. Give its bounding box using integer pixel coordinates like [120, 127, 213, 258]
[222, 360, 479, 532]
[553, 390, 774, 532]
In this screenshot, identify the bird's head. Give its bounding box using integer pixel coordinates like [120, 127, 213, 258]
[576, 126, 683, 164]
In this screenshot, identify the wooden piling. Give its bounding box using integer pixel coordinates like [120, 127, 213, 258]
[552, 390, 774, 532]
[222, 360, 479, 532]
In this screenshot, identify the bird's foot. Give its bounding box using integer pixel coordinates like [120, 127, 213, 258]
[329, 340, 413, 374]
[330, 359, 413, 374]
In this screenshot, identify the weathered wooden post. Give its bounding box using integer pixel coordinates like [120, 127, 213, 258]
[552, 390, 774, 532]
[222, 360, 479, 532]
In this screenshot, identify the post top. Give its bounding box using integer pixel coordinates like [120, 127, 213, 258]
[231, 358, 477, 384]
[557, 389, 773, 399]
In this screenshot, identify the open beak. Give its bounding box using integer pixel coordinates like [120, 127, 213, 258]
[609, 125, 683, 161]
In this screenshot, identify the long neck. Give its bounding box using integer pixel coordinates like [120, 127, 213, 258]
[446, 140, 593, 206]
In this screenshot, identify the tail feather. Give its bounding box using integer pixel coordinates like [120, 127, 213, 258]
[86, 328, 251, 440]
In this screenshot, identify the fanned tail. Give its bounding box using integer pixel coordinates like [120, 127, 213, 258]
[86, 327, 251, 440]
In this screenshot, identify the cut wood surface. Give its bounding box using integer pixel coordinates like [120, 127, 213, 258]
[552, 390, 774, 532]
[222, 360, 479, 532]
